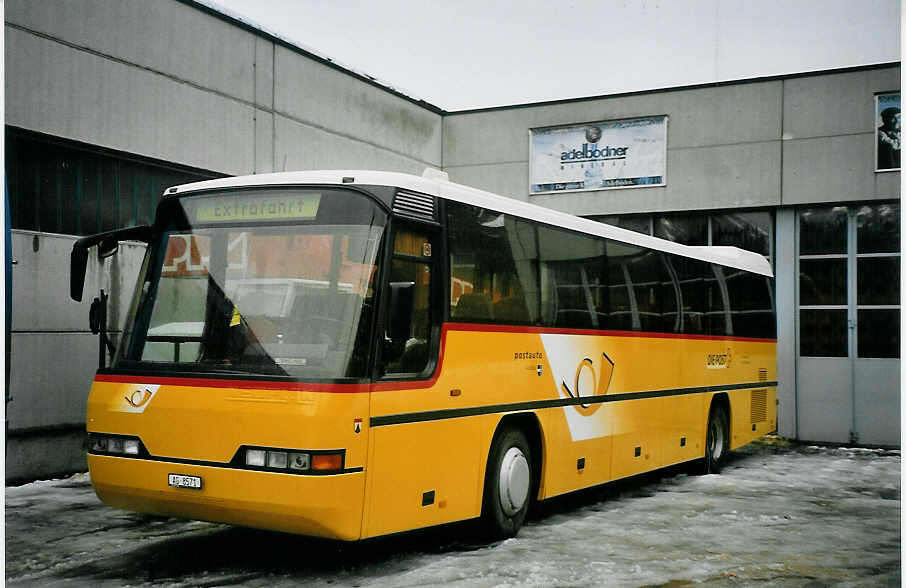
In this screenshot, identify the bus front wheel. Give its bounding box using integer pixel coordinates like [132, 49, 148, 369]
[702, 403, 730, 474]
[482, 427, 532, 539]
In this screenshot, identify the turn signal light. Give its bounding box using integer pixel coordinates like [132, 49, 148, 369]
[312, 453, 343, 471]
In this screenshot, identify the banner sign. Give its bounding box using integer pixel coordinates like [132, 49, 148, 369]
[875, 93, 900, 171]
[529, 116, 667, 194]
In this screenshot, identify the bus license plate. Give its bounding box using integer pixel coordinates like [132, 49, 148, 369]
[168, 474, 202, 490]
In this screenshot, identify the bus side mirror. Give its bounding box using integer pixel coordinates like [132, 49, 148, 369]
[69, 225, 152, 302]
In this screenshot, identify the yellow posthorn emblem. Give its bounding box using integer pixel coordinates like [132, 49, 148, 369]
[561, 352, 615, 417]
[230, 306, 241, 327]
[125, 388, 153, 409]
[118, 384, 161, 413]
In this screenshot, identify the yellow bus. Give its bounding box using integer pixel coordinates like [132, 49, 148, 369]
[70, 169, 777, 541]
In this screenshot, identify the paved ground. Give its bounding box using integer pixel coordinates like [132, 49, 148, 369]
[5, 440, 900, 587]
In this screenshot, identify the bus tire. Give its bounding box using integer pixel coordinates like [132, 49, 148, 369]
[702, 403, 730, 474]
[482, 427, 532, 540]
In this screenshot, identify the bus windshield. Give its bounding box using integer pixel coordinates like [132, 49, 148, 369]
[116, 188, 386, 380]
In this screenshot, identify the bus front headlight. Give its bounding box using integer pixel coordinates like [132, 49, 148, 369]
[245, 449, 266, 467]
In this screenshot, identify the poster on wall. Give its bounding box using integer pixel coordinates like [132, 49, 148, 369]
[529, 116, 667, 194]
[875, 92, 900, 171]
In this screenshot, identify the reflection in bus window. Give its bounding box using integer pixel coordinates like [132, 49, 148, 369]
[448, 205, 537, 325]
[706, 265, 731, 336]
[725, 270, 776, 339]
[447, 200, 773, 338]
[626, 250, 666, 332]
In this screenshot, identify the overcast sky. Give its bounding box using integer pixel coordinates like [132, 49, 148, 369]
[209, 0, 901, 111]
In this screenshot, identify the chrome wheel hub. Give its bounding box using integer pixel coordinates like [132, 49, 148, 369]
[710, 417, 725, 461]
[498, 446, 530, 516]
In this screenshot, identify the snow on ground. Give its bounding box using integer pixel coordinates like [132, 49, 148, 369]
[5, 441, 900, 587]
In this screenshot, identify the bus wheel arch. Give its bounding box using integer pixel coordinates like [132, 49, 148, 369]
[481, 413, 543, 539]
[702, 393, 730, 474]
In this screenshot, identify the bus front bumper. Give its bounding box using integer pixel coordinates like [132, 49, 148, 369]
[88, 454, 365, 540]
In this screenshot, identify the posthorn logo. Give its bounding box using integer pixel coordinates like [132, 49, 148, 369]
[125, 388, 154, 408]
[560, 352, 615, 417]
[119, 384, 160, 413]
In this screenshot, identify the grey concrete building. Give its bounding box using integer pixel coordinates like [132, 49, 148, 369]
[5, 0, 900, 482]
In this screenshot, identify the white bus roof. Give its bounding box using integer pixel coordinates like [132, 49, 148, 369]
[169, 169, 774, 278]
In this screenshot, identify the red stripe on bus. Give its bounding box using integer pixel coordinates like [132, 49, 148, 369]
[92, 373, 371, 393]
[443, 322, 777, 343]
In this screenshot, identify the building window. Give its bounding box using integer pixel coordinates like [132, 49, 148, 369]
[798, 207, 850, 358]
[654, 213, 708, 246]
[711, 211, 772, 257]
[590, 209, 774, 260]
[855, 204, 900, 358]
[5, 127, 220, 236]
[798, 204, 899, 359]
[595, 215, 652, 236]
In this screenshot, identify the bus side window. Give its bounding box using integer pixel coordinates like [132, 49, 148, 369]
[383, 228, 434, 376]
[662, 256, 682, 333]
[706, 264, 732, 336]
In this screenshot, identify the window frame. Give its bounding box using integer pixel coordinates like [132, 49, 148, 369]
[376, 216, 445, 382]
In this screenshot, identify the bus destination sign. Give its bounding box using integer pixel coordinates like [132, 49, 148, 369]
[191, 193, 322, 223]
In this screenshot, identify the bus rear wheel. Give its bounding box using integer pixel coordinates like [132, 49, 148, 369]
[702, 403, 730, 474]
[482, 427, 532, 539]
